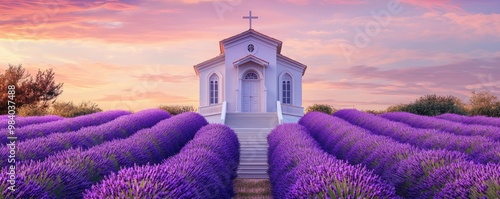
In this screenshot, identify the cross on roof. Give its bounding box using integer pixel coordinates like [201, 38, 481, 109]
[243, 11, 258, 30]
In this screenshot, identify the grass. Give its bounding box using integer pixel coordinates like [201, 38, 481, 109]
[233, 179, 272, 199]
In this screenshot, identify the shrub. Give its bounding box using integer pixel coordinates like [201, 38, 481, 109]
[305, 104, 335, 115]
[386, 94, 467, 116]
[159, 105, 196, 115]
[364, 109, 386, 115]
[468, 91, 500, 117]
[17, 105, 48, 116]
[50, 101, 102, 117]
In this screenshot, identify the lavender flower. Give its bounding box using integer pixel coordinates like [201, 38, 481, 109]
[333, 109, 500, 164]
[1, 110, 131, 144]
[0, 115, 63, 129]
[268, 123, 400, 199]
[84, 124, 239, 199]
[0, 109, 170, 167]
[381, 112, 500, 141]
[436, 113, 500, 128]
[1, 112, 207, 198]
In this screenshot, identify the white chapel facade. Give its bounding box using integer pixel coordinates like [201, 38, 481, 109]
[194, 13, 307, 123]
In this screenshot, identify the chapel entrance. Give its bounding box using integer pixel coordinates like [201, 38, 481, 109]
[242, 71, 261, 112]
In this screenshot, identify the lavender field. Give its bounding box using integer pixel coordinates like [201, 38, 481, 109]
[1, 109, 499, 198]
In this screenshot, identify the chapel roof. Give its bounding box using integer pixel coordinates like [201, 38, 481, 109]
[219, 29, 283, 54]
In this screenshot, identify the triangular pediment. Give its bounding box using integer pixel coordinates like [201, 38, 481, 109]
[233, 54, 269, 68]
[219, 29, 282, 54]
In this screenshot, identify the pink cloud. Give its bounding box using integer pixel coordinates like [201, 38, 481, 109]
[400, 0, 464, 13]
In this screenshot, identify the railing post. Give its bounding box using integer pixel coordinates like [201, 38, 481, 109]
[276, 101, 283, 125]
[221, 101, 227, 124]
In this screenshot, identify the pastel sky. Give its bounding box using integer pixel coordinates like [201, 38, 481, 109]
[1, 0, 499, 111]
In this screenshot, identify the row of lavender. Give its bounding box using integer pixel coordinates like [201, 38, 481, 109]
[267, 123, 400, 198]
[381, 111, 500, 141]
[0, 115, 63, 129]
[0, 112, 208, 198]
[0, 109, 170, 167]
[85, 124, 240, 198]
[334, 109, 500, 164]
[0, 110, 131, 145]
[437, 113, 500, 127]
[299, 111, 500, 198]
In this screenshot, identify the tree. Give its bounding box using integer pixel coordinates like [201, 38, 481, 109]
[0, 64, 63, 114]
[468, 91, 500, 117]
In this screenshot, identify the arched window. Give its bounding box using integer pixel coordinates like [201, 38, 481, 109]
[282, 74, 292, 104]
[244, 72, 259, 80]
[209, 74, 219, 104]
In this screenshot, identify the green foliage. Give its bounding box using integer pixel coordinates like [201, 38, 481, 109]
[158, 105, 196, 115]
[306, 104, 335, 115]
[49, 101, 102, 117]
[386, 94, 467, 116]
[0, 64, 63, 114]
[468, 91, 500, 117]
[17, 101, 102, 117]
[363, 110, 386, 115]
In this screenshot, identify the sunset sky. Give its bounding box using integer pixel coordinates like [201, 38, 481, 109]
[1, 0, 499, 111]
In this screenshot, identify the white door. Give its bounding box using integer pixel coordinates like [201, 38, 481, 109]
[242, 80, 260, 112]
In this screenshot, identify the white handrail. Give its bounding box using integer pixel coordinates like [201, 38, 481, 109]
[276, 101, 283, 125]
[221, 101, 227, 124]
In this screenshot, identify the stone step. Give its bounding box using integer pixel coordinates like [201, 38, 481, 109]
[240, 151, 267, 157]
[225, 113, 279, 128]
[240, 141, 268, 144]
[238, 168, 268, 173]
[241, 147, 267, 150]
[237, 172, 269, 179]
[233, 128, 273, 132]
[236, 135, 268, 140]
[240, 159, 268, 164]
[238, 164, 268, 171]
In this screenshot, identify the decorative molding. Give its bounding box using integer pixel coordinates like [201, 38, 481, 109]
[233, 54, 269, 68]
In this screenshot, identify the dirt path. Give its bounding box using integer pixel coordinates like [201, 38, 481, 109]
[233, 179, 272, 199]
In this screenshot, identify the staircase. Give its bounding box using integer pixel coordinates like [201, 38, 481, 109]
[225, 113, 279, 179]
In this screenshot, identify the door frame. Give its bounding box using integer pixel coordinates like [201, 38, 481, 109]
[237, 68, 266, 113]
[242, 78, 261, 112]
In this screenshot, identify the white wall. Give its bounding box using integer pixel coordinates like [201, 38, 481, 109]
[224, 37, 278, 113]
[198, 64, 225, 107]
[277, 62, 303, 108]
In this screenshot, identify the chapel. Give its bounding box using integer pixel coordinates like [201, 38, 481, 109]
[194, 12, 307, 124]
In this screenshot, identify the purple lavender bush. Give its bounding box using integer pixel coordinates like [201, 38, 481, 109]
[411, 159, 500, 198]
[1, 110, 131, 144]
[0, 109, 170, 167]
[436, 113, 500, 127]
[299, 111, 485, 198]
[299, 112, 419, 177]
[0, 115, 63, 129]
[268, 123, 400, 199]
[334, 109, 500, 164]
[381, 112, 500, 141]
[84, 124, 239, 199]
[435, 163, 500, 198]
[0, 112, 207, 198]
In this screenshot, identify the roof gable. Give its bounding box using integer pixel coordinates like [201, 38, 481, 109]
[219, 29, 282, 54]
